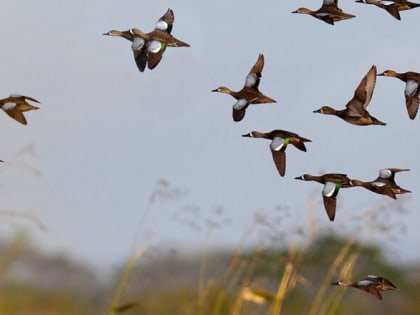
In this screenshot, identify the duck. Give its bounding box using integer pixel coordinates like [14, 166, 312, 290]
[292, 0, 356, 25]
[242, 130, 311, 177]
[294, 173, 352, 221]
[103, 8, 190, 72]
[332, 275, 397, 300]
[349, 178, 396, 199]
[377, 70, 420, 120]
[373, 168, 411, 195]
[356, 0, 420, 20]
[314, 65, 386, 126]
[212, 54, 276, 122]
[0, 94, 40, 125]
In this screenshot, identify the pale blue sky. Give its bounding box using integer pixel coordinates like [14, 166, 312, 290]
[0, 1, 419, 267]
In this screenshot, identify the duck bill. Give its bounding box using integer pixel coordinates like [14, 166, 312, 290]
[313, 109, 321, 113]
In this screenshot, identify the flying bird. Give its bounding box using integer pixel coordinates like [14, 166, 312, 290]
[332, 275, 397, 300]
[242, 130, 311, 177]
[292, 0, 355, 25]
[356, 0, 420, 20]
[294, 173, 352, 221]
[372, 168, 411, 195]
[350, 178, 396, 199]
[0, 94, 40, 125]
[377, 70, 420, 120]
[314, 65, 386, 126]
[103, 8, 190, 72]
[212, 54, 276, 122]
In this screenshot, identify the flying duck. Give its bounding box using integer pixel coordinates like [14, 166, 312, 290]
[356, 0, 420, 20]
[292, 0, 356, 25]
[294, 173, 352, 221]
[242, 130, 311, 177]
[332, 275, 397, 300]
[377, 70, 420, 119]
[314, 65, 386, 126]
[212, 54, 276, 122]
[103, 8, 190, 72]
[0, 94, 40, 125]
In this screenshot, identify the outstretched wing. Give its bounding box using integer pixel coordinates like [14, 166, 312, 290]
[404, 80, 420, 119]
[271, 150, 286, 177]
[4, 109, 27, 125]
[244, 54, 264, 89]
[353, 65, 377, 109]
[155, 8, 174, 34]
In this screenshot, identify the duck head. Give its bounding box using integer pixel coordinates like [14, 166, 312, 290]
[211, 86, 232, 94]
[313, 106, 336, 114]
[377, 70, 398, 77]
[241, 132, 255, 138]
[292, 8, 313, 15]
[103, 29, 133, 41]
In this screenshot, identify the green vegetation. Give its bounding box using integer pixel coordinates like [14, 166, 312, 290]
[0, 231, 419, 315]
[1, 182, 418, 314]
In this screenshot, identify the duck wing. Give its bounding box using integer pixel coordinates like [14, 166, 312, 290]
[146, 41, 166, 70]
[383, 3, 402, 20]
[133, 48, 147, 72]
[323, 0, 338, 7]
[404, 80, 420, 119]
[11, 95, 41, 104]
[147, 52, 164, 70]
[244, 54, 264, 89]
[322, 181, 340, 221]
[289, 135, 311, 152]
[233, 108, 246, 121]
[322, 194, 337, 221]
[353, 65, 377, 110]
[4, 109, 27, 125]
[131, 37, 147, 72]
[155, 8, 174, 34]
[271, 149, 286, 177]
[359, 284, 383, 300]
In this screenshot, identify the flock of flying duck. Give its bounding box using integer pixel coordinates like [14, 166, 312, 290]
[212, 55, 414, 225]
[3, 2, 418, 301]
[293, 0, 419, 23]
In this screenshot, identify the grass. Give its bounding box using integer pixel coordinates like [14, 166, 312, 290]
[103, 184, 410, 315]
[0, 179, 413, 314]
